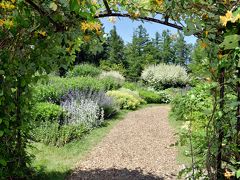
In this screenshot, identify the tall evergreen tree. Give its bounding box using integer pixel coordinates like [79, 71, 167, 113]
[173, 31, 190, 66]
[125, 25, 154, 80]
[151, 32, 163, 63]
[161, 30, 174, 64]
[106, 26, 125, 65]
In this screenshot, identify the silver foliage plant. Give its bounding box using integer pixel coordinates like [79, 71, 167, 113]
[61, 98, 104, 129]
[60, 90, 118, 128]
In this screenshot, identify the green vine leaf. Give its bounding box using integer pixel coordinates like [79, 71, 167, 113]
[0, 130, 4, 137]
[236, 169, 240, 178]
[220, 35, 240, 50]
[0, 159, 7, 166]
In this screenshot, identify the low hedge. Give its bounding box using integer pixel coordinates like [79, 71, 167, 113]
[33, 76, 122, 103]
[32, 102, 66, 123]
[67, 64, 101, 77]
[107, 89, 145, 110]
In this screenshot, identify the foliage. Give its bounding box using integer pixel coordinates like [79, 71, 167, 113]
[67, 64, 101, 78]
[124, 25, 155, 80]
[107, 89, 145, 110]
[141, 63, 188, 90]
[170, 83, 214, 178]
[1, 0, 240, 178]
[171, 84, 212, 123]
[106, 26, 126, 66]
[173, 31, 193, 66]
[0, 0, 100, 177]
[31, 122, 88, 147]
[61, 96, 104, 129]
[32, 102, 66, 123]
[138, 89, 162, 103]
[99, 71, 125, 83]
[123, 82, 171, 103]
[99, 60, 126, 75]
[33, 76, 122, 103]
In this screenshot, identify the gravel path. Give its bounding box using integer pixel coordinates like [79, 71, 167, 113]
[68, 105, 181, 180]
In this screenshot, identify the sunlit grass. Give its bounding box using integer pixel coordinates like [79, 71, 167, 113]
[168, 111, 191, 165]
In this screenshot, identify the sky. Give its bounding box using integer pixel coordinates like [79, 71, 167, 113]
[100, 17, 197, 45]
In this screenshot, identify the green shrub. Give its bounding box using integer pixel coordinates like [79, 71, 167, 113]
[33, 76, 122, 103]
[32, 121, 88, 147]
[67, 64, 101, 77]
[99, 71, 125, 83]
[123, 82, 141, 90]
[141, 63, 188, 90]
[107, 89, 145, 110]
[100, 60, 126, 75]
[32, 102, 66, 123]
[138, 89, 162, 103]
[170, 84, 212, 124]
[123, 82, 171, 104]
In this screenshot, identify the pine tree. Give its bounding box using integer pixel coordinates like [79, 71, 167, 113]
[173, 31, 187, 66]
[161, 30, 174, 64]
[106, 26, 125, 65]
[125, 25, 153, 81]
[152, 32, 163, 63]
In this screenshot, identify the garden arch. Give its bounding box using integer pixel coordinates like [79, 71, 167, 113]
[1, 1, 239, 179]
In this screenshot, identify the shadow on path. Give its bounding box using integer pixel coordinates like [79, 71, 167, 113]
[68, 168, 168, 180]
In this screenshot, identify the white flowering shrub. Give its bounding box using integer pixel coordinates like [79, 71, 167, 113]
[141, 63, 188, 90]
[99, 71, 125, 83]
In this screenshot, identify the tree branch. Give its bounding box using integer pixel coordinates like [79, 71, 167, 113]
[103, 0, 112, 14]
[25, 0, 64, 31]
[95, 13, 183, 31]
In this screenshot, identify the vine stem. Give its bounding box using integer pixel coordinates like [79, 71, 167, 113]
[189, 105, 195, 179]
[189, 123, 195, 179]
[236, 66, 240, 165]
[216, 67, 225, 179]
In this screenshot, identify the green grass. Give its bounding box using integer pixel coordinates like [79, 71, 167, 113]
[29, 110, 129, 180]
[168, 111, 191, 165]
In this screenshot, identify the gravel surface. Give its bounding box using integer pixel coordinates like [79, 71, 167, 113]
[68, 105, 181, 180]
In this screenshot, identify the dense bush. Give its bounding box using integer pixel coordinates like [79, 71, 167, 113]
[32, 102, 66, 123]
[123, 82, 171, 104]
[67, 64, 101, 77]
[99, 60, 126, 75]
[138, 89, 161, 103]
[99, 71, 125, 83]
[31, 92, 107, 146]
[31, 103, 88, 146]
[170, 84, 213, 176]
[32, 122, 88, 147]
[141, 63, 188, 90]
[122, 82, 142, 90]
[107, 89, 145, 110]
[33, 76, 122, 103]
[170, 84, 212, 123]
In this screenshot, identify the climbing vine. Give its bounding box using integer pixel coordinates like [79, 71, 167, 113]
[0, 0, 240, 179]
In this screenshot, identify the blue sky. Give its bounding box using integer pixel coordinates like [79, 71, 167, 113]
[100, 17, 197, 45]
